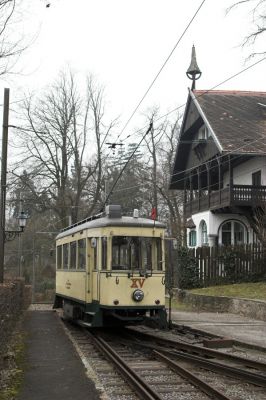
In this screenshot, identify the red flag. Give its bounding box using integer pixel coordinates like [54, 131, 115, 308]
[151, 207, 157, 220]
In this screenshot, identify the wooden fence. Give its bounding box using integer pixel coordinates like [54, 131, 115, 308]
[189, 244, 266, 286]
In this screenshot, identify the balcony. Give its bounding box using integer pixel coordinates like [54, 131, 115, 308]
[184, 185, 266, 218]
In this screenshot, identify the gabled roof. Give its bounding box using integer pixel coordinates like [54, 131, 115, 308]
[193, 90, 266, 154]
[169, 89, 266, 190]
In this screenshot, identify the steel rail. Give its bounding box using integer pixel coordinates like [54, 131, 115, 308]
[153, 350, 232, 400]
[172, 323, 266, 354]
[120, 337, 266, 388]
[171, 322, 222, 339]
[125, 328, 266, 372]
[91, 334, 164, 400]
[158, 348, 266, 388]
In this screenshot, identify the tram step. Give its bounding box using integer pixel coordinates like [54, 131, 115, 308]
[77, 320, 92, 328]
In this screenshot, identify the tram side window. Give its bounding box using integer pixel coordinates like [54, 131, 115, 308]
[93, 239, 97, 269]
[155, 238, 163, 271]
[77, 239, 86, 270]
[63, 243, 69, 269]
[57, 245, 62, 269]
[70, 241, 77, 269]
[102, 237, 107, 270]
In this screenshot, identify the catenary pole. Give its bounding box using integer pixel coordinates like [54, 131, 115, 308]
[0, 88, 10, 283]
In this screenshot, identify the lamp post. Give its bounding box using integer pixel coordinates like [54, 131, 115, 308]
[0, 88, 28, 283]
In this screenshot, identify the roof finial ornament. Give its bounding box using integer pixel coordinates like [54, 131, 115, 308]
[186, 45, 202, 90]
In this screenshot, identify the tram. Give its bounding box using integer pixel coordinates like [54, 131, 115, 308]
[53, 205, 167, 328]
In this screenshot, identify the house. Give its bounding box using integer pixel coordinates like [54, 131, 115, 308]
[169, 61, 266, 247]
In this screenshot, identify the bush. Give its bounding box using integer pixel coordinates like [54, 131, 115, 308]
[177, 246, 200, 289]
[220, 247, 240, 282]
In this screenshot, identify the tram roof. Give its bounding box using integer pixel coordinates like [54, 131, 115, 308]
[56, 216, 166, 240]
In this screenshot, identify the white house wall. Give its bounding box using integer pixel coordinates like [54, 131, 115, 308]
[223, 156, 266, 186]
[188, 211, 254, 247]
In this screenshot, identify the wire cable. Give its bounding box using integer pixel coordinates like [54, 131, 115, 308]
[102, 122, 154, 209]
[111, 55, 266, 147]
[104, 0, 207, 158]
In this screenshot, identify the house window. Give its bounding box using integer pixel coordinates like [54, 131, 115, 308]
[234, 222, 245, 245]
[198, 125, 209, 140]
[252, 170, 261, 186]
[189, 230, 197, 247]
[221, 222, 231, 246]
[221, 221, 246, 246]
[200, 220, 208, 245]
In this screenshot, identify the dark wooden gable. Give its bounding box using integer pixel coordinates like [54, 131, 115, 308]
[169, 89, 221, 190]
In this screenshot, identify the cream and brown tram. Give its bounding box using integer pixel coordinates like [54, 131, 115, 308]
[53, 205, 167, 328]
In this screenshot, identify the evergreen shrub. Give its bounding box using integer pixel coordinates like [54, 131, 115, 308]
[177, 246, 200, 289]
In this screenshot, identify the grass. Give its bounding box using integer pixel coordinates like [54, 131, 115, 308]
[165, 297, 194, 311]
[189, 282, 266, 301]
[0, 332, 26, 400]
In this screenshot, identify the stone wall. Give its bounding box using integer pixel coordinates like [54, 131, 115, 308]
[173, 288, 266, 321]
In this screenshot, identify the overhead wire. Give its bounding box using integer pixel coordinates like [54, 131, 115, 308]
[104, 0, 207, 159]
[106, 126, 266, 201]
[109, 152, 266, 203]
[102, 122, 153, 208]
[6, 55, 266, 215]
[169, 135, 266, 181]
[4, 45, 265, 216]
[108, 55, 266, 148]
[105, 82, 266, 204]
[5, 58, 266, 164]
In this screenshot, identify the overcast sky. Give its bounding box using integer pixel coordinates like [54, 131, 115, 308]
[1, 0, 265, 143]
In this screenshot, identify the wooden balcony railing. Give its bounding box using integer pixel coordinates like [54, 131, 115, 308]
[184, 184, 266, 217]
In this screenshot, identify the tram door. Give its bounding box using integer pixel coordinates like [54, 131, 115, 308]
[86, 237, 96, 303]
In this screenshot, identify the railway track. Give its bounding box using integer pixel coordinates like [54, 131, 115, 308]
[92, 331, 234, 400]
[170, 322, 266, 353]
[62, 319, 266, 400]
[124, 327, 266, 374]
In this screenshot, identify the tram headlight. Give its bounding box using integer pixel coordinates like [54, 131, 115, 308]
[132, 289, 144, 302]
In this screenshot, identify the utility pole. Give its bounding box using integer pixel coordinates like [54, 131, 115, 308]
[18, 193, 22, 277]
[0, 88, 10, 283]
[32, 236, 35, 304]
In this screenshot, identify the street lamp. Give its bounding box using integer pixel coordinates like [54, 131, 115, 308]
[4, 207, 29, 242]
[17, 210, 27, 232]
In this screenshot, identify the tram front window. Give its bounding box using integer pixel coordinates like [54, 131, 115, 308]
[111, 236, 162, 271]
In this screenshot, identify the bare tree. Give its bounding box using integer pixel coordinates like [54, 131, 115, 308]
[0, 0, 28, 75]
[228, 0, 266, 56]
[100, 138, 145, 214]
[12, 71, 116, 228]
[143, 109, 184, 239]
[251, 205, 266, 245]
[155, 116, 184, 240]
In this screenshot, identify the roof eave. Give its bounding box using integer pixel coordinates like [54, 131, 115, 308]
[190, 89, 223, 153]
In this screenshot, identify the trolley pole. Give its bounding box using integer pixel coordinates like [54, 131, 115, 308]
[0, 88, 10, 283]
